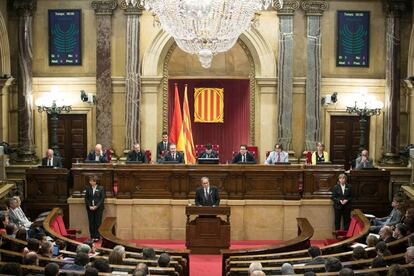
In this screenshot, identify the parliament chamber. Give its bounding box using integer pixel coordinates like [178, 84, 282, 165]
[2, 0, 414, 275]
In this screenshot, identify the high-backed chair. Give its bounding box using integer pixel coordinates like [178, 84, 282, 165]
[195, 144, 220, 157]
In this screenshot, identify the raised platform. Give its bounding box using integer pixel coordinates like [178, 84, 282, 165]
[68, 197, 334, 241]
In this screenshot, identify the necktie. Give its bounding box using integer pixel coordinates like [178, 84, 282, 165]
[48, 159, 51, 166]
[173, 153, 176, 160]
[242, 154, 246, 162]
[204, 188, 208, 199]
[164, 142, 167, 150]
[277, 153, 280, 162]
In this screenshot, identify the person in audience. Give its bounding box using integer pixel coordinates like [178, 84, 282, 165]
[38, 241, 54, 258]
[23, 251, 39, 266]
[281, 263, 296, 275]
[143, 247, 156, 259]
[108, 245, 126, 265]
[366, 234, 379, 247]
[158, 252, 171, 267]
[85, 175, 105, 241]
[355, 149, 374, 169]
[127, 143, 147, 163]
[77, 243, 92, 255]
[15, 227, 27, 241]
[331, 173, 352, 230]
[195, 176, 220, 206]
[0, 262, 22, 276]
[249, 261, 263, 275]
[405, 246, 414, 264]
[265, 143, 289, 164]
[352, 246, 367, 270]
[251, 271, 266, 276]
[84, 266, 99, 276]
[393, 223, 408, 239]
[232, 144, 257, 163]
[84, 239, 96, 255]
[408, 234, 414, 247]
[370, 196, 403, 233]
[44, 262, 59, 276]
[134, 262, 149, 276]
[387, 264, 409, 276]
[156, 131, 170, 161]
[5, 222, 17, 238]
[41, 148, 63, 167]
[0, 211, 9, 230]
[403, 216, 414, 234]
[86, 144, 108, 163]
[370, 256, 387, 268]
[303, 273, 316, 276]
[34, 232, 47, 243]
[133, 270, 147, 276]
[198, 143, 218, 159]
[379, 225, 395, 243]
[7, 197, 32, 229]
[325, 257, 343, 272]
[163, 143, 184, 163]
[92, 258, 111, 272]
[339, 268, 354, 276]
[55, 239, 66, 251]
[62, 252, 89, 271]
[26, 238, 40, 252]
[312, 142, 329, 164]
[306, 246, 325, 265]
[375, 241, 391, 257]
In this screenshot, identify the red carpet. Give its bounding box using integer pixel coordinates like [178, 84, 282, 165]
[127, 239, 325, 276]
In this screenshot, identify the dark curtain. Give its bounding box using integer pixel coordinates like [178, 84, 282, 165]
[168, 79, 250, 163]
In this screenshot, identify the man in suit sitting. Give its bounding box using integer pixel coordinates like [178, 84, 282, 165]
[198, 144, 218, 159]
[126, 143, 147, 163]
[195, 177, 220, 206]
[156, 131, 170, 161]
[265, 143, 289, 164]
[232, 144, 256, 164]
[41, 149, 63, 168]
[163, 144, 184, 163]
[85, 144, 108, 163]
[355, 149, 374, 169]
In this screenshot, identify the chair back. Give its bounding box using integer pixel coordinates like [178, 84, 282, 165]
[145, 150, 152, 163]
[56, 215, 68, 236]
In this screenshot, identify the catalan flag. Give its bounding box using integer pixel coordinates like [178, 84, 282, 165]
[194, 88, 224, 123]
[177, 85, 196, 164]
[169, 83, 182, 144]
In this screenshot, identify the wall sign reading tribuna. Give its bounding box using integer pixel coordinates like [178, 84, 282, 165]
[48, 9, 82, 66]
[336, 11, 370, 67]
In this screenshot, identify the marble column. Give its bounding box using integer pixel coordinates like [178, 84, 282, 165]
[275, 1, 299, 151]
[301, 0, 328, 151]
[91, 0, 117, 149]
[120, 1, 143, 149]
[381, 0, 407, 166]
[12, 0, 38, 164]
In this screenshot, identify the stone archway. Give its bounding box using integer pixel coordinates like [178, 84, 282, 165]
[0, 10, 11, 143]
[0, 10, 10, 76]
[141, 28, 277, 157]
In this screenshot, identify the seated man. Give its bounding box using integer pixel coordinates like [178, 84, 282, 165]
[156, 131, 170, 161]
[126, 143, 147, 163]
[232, 144, 256, 164]
[195, 177, 220, 206]
[370, 196, 403, 233]
[355, 149, 374, 169]
[198, 144, 218, 159]
[41, 149, 63, 168]
[7, 197, 31, 229]
[265, 143, 288, 164]
[85, 144, 108, 163]
[163, 144, 184, 163]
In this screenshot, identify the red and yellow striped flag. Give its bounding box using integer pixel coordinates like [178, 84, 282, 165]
[194, 88, 224, 123]
[177, 85, 196, 164]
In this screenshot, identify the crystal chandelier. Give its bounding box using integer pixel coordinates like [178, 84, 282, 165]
[126, 0, 283, 68]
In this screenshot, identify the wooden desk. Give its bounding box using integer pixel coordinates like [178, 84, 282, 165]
[71, 163, 344, 200]
[186, 206, 230, 254]
[25, 168, 69, 224]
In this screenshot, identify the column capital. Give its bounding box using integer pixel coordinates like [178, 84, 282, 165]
[301, 0, 328, 16]
[275, 0, 300, 16]
[119, 0, 144, 15]
[13, 0, 37, 17]
[91, 0, 117, 15]
[383, 0, 409, 18]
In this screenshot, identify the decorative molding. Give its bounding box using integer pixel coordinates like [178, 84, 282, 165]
[162, 43, 177, 132]
[275, 0, 300, 16]
[301, 0, 328, 16]
[383, 0, 409, 18]
[91, 0, 117, 15]
[119, 0, 143, 15]
[13, 0, 37, 16]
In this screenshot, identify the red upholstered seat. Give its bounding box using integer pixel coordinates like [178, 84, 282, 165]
[54, 214, 88, 242]
[324, 215, 363, 245]
[195, 144, 220, 158]
[145, 150, 151, 163]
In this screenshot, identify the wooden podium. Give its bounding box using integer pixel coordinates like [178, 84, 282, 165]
[185, 206, 230, 254]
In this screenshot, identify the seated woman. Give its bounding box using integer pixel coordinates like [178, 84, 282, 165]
[108, 245, 126, 265]
[312, 142, 329, 165]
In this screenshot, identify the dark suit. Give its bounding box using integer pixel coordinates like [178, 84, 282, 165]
[164, 152, 184, 163]
[85, 151, 108, 163]
[41, 157, 63, 168]
[198, 150, 218, 159]
[85, 185, 105, 239]
[195, 186, 220, 206]
[126, 150, 147, 163]
[331, 183, 352, 230]
[156, 141, 171, 160]
[232, 152, 256, 164]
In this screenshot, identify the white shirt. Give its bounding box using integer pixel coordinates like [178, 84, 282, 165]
[92, 186, 97, 206]
[265, 151, 289, 164]
[204, 187, 210, 198]
[47, 158, 53, 166]
[340, 184, 346, 194]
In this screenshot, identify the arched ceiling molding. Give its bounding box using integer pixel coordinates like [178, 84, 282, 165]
[0, 11, 11, 75]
